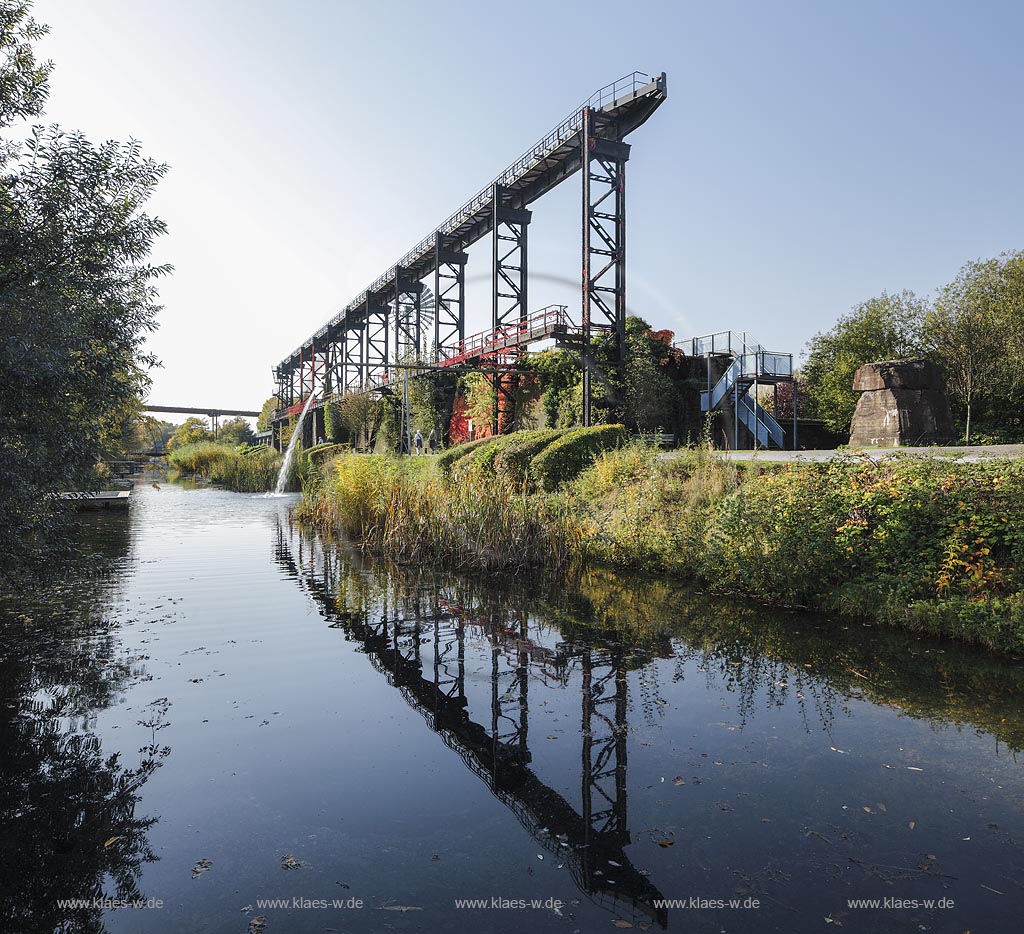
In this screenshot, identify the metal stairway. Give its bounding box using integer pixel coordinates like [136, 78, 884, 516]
[676, 331, 793, 449]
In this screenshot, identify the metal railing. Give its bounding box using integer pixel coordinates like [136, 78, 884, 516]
[438, 304, 572, 367]
[676, 330, 792, 379]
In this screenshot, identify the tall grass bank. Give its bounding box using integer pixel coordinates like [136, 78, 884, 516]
[167, 442, 282, 493]
[300, 430, 1024, 654]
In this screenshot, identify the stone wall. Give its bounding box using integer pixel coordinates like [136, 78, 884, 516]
[849, 359, 955, 447]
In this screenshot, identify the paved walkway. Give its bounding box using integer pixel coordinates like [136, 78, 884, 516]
[703, 444, 1024, 463]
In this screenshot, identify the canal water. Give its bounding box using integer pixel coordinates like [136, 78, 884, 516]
[2, 483, 1022, 933]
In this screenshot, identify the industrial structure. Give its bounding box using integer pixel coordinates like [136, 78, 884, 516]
[271, 72, 798, 450]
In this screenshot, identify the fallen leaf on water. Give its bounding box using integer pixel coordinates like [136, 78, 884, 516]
[908, 821, 916, 830]
[378, 905, 422, 912]
[876, 803, 887, 812]
[863, 807, 874, 814]
[830, 747, 846, 754]
[191, 859, 213, 879]
[103, 836, 122, 848]
[907, 766, 923, 772]
[612, 921, 634, 929]
[672, 776, 685, 786]
[658, 839, 674, 848]
[280, 854, 303, 870]
[760, 818, 773, 823]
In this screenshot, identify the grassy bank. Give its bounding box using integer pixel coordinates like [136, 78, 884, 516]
[167, 442, 282, 493]
[299, 430, 1024, 653]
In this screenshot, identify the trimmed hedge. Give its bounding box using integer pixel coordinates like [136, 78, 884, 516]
[436, 436, 498, 475]
[467, 429, 554, 477]
[531, 425, 628, 491]
[494, 429, 561, 485]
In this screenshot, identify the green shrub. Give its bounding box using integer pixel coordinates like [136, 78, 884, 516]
[531, 425, 628, 491]
[166, 441, 235, 476]
[436, 436, 498, 475]
[697, 457, 1024, 652]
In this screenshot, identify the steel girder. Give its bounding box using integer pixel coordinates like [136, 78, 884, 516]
[581, 107, 630, 426]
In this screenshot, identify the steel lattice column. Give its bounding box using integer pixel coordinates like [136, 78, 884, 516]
[434, 232, 468, 357]
[364, 291, 390, 385]
[492, 183, 531, 331]
[581, 107, 630, 426]
[394, 267, 423, 363]
[323, 329, 342, 398]
[343, 322, 364, 393]
[490, 184, 532, 435]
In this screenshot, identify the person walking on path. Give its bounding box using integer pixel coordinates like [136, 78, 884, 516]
[413, 430, 423, 455]
[427, 428, 437, 454]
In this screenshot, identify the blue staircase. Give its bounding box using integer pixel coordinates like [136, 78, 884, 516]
[676, 331, 793, 449]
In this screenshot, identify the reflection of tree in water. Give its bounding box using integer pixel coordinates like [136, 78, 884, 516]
[0, 513, 168, 933]
[552, 567, 1024, 753]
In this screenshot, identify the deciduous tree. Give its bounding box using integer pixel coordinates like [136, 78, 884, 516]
[0, 1, 169, 579]
[801, 291, 928, 435]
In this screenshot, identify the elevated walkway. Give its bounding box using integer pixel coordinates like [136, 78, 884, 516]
[277, 73, 667, 376]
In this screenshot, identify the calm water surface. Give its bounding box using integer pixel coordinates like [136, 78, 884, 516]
[2, 482, 1022, 933]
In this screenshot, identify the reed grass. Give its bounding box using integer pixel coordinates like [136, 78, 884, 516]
[167, 442, 281, 493]
[298, 452, 578, 571]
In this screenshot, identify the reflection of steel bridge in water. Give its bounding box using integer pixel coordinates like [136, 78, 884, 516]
[273, 521, 669, 929]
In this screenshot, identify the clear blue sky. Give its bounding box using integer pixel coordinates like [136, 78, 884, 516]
[30, 0, 1024, 410]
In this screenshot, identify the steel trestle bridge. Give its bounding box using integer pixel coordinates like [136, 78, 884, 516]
[273, 72, 668, 430]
